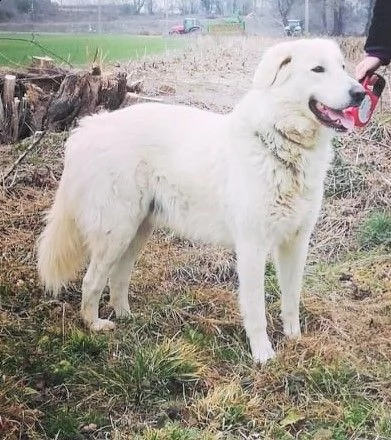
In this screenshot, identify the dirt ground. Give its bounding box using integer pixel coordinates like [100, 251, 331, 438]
[0, 35, 390, 440]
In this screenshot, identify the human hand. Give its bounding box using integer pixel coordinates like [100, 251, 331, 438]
[355, 56, 382, 81]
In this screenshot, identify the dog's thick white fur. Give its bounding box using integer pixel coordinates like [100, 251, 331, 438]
[38, 38, 363, 363]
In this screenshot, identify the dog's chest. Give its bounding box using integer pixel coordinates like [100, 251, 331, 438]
[273, 168, 306, 211]
[266, 160, 321, 235]
[248, 131, 330, 226]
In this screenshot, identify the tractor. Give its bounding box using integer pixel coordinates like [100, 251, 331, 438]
[169, 17, 202, 35]
[284, 19, 303, 37]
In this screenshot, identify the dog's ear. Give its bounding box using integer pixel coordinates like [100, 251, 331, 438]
[253, 42, 293, 89]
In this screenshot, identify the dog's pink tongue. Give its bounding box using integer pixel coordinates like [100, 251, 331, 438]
[324, 108, 355, 132]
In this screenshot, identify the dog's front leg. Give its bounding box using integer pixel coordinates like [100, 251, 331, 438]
[236, 241, 275, 363]
[274, 228, 312, 339]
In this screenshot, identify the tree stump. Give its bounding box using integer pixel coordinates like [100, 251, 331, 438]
[46, 71, 127, 131]
[0, 68, 130, 143]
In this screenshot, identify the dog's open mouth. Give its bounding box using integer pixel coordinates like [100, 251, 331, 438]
[309, 99, 355, 132]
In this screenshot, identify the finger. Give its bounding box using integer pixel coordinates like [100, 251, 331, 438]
[355, 66, 366, 81]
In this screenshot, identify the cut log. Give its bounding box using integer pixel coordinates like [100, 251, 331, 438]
[91, 63, 101, 76]
[45, 71, 127, 130]
[45, 74, 86, 129]
[123, 92, 163, 105]
[0, 94, 4, 126]
[1, 75, 17, 143]
[126, 78, 144, 93]
[19, 74, 66, 94]
[11, 97, 20, 142]
[0, 68, 135, 143]
[98, 72, 127, 111]
[31, 56, 55, 71]
[3, 74, 16, 114]
[25, 83, 49, 134]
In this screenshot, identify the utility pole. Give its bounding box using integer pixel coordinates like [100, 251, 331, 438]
[164, 0, 168, 35]
[98, 0, 102, 34]
[304, 0, 309, 34]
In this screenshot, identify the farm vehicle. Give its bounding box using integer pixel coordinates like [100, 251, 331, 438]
[169, 15, 245, 36]
[169, 18, 202, 35]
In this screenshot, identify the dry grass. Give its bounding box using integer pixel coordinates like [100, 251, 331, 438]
[0, 36, 390, 439]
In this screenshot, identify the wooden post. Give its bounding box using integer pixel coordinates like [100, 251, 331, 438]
[3, 75, 16, 113]
[2, 75, 16, 143]
[11, 97, 20, 142]
[0, 94, 4, 127]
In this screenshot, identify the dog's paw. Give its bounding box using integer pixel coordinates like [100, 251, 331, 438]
[283, 320, 301, 339]
[251, 340, 276, 364]
[110, 303, 131, 319]
[90, 319, 116, 332]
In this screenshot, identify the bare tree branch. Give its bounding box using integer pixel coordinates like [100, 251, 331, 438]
[2, 131, 46, 186]
[277, 0, 296, 26]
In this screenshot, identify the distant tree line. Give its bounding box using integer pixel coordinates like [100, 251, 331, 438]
[115, 0, 374, 31]
[0, 0, 375, 36]
[0, 0, 58, 21]
[279, 0, 374, 36]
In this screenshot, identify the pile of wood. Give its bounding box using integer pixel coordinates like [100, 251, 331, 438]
[0, 56, 129, 144]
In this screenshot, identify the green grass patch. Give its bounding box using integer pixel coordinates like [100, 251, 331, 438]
[358, 211, 391, 250]
[1, 249, 391, 439]
[134, 423, 216, 440]
[63, 329, 109, 360]
[86, 339, 203, 405]
[0, 32, 183, 67]
[43, 408, 83, 440]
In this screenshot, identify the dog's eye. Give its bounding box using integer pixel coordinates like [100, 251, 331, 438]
[342, 64, 346, 70]
[311, 66, 325, 73]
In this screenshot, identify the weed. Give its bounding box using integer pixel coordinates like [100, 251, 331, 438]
[43, 408, 83, 440]
[265, 260, 280, 302]
[359, 211, 391, 250]
[64, 329, 109, 360]
[325, 149, 366, 199]
[306, 361, 359, 401]
[182, 325, 211, 348]
[377, 414, 391, 437]
[86, 340, 203, 405]
[135, 423, 216, 440]
[343, 400, 372, 432]
[192, 381, 262, 433]
[49, 359, 76, 384]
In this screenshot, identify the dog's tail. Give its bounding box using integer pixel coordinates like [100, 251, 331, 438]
[37, 187, 85, 295]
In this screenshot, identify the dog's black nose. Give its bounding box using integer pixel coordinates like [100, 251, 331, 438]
[349, 86, 366, 106]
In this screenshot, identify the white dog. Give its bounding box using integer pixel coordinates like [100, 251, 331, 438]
[38, 38, 364, 363]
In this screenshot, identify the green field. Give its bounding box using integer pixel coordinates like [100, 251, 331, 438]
[0, 33, 182, 67]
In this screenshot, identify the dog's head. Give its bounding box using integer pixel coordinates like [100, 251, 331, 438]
[253, 39, 364, 135]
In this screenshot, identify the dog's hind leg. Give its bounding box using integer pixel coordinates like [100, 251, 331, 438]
[81, 234, 132, 331]
[274, 228, 312, 339]
[80, 210, 149, 331]
[108, 216, 153, 318]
